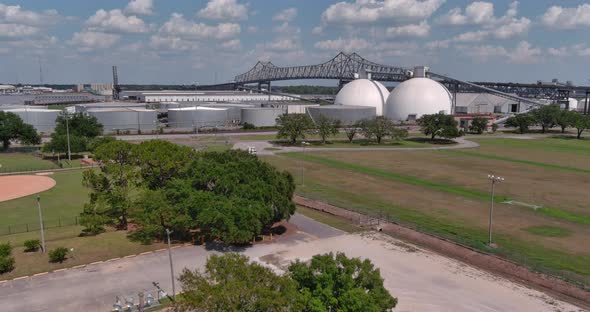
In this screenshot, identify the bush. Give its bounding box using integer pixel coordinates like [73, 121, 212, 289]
[48, 247, 69, 263]
[0, 256, 15, 274]
[24, 239, 41, 252]
[242, 122, 256, 130]
[491, 123, 498, 133]
[0, 243, 11, 257]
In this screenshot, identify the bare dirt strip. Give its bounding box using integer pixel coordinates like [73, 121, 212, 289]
[0, 175, 56, 202]
[294, 195, 590, 310]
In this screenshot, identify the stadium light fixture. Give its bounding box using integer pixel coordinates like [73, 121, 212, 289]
[165, 229, 176, 300]
[487, 175, 504, 246]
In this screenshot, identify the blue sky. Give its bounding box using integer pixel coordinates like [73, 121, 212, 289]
[2, 0, 590, 85]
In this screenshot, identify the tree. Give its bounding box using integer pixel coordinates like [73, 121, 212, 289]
[531, 105, 560, 133]
[555, 109, 577, 133]
[359, 116, 396, 144]
[343, 123, 359, 143]
[276, 114, 314, 145]
[43, 112, 103, 154]
[0, 111, 41, 149]
[417, 113, 460, 140]
[314, 115, 341, 144]
[177, 254, 303, 312]
[573, 113, 590, 139]
[505, 113, 534, 134]
[134, 140, 195, 189]
[81, 140, 137, 232]
[289, 252, 397, 312]
[469, 117, 488, 134]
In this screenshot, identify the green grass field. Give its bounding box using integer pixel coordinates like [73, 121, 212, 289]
[262, 136, 590, 286]
[296, 206, 362, 233]
[0, 153, 59, 172]
[0, 170, 88, 229]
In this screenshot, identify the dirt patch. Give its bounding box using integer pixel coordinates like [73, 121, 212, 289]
[0, 175, 56, 202]
[294, 195, 590, 309]
[35, 172, 54, 176]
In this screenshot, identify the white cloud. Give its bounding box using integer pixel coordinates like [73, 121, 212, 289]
[0, 4, 61, 26]
[247, 26, 258, 33]
[0, 24, 39, 37]
[160, 13, 240, 40]
[266, 38, 300, 51]
[438, 2, 494, 25]
[547, 47, 569, 57]
[321, 0, 444, 24]
[273, 8, 297, 22]
[493, 17, 530, 39]
[541, 4, 590, 30]
[314, 38, 370, 52]
[459, 41, 542, 64]
[274, 22, 300, 35]
[221, 39, 241, 49]
[311, 26, 323, 35]
[385, 21, 430, 37]
[69, 31, 121, 51]
[149, 35, 198, 51]
[86, 9, 149, 33]
[125, 0, 154, 16]
[198, 0, 248, 21]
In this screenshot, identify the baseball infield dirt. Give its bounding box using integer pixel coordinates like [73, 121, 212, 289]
[0, 175, 56, 202]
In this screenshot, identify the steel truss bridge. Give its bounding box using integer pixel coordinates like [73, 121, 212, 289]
[196, 52, 590, 113]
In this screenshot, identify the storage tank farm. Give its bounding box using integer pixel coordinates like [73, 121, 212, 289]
[241, 107, 284, 127]
[167, 106, 229, 129]
[86, 108, 157, 134]
[4, 108, 60, 134]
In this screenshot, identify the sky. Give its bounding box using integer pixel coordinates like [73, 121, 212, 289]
[2, 0, 590, 85]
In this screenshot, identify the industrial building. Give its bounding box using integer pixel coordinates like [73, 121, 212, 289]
[241, 107, 284, 127]
[121, 90, 293, 103]
[168, 107, 228, 129]
[2, 108, 59, 134]
[73, 102, 148, 113]
[24, 93, 105, 105]
[307, 105, 376, 125]
[86, 108, 157, 134]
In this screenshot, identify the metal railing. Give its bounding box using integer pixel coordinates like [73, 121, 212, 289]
[0, 216, 79, 236]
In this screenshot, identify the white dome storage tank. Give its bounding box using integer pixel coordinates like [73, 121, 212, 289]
[385, 78, 452, 121]
[334, 79, 389, 116]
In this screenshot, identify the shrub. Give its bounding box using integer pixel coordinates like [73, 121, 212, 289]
[24, 239, 41, 252]
[0, 243, 11, 257]
[242, 122, 256, 130]
[0, 256, 15, 274]
[491, 123, 498, 133]
[48, 247, 69, 263]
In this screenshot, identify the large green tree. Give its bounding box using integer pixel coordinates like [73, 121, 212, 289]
[43, 113, 103, 154]
[417, 113, 460, 140]
[81, 140, 137, 232]
[555, 109, 577, 133]
[276, 114, 315, 145]
[177, 254, 303, 312]
[314, 115, 341, 144]
[573, 113, 590, 139]
[0, 111, 41, 149]
[469, 117, 488, 134]
[289, 252, 397, 312]
[531, 105, 560, 133]
[134, 140, 195, 189]
[358, 116, 406, 144]
[505, 113, 535, 134]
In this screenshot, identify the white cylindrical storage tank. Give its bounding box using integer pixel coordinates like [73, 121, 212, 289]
[385, 78, 452, 121]
[334, 79, 389, 116]
[307, 105, 376, 126]
[568, 98, 578, 111]
[200, 104, 255, 123]
[5, 108, 60, 134]
[241, 108, 284, 127]
[86, 108, 157, 134]
[168, 107, 228, 129]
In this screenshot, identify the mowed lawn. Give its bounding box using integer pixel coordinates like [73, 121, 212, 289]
[0, 153, 59, 173]
[0, 170, 88, 229]
[261, 136, 590, 285]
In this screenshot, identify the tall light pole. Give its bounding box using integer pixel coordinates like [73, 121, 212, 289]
[37, 195, 46, 253]
[487, 175, 504, 246]
[65, 112, 71, 161]
[165, 229, 176, 300]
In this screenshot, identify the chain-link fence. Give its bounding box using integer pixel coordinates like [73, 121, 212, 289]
[0, 216, 79, 236]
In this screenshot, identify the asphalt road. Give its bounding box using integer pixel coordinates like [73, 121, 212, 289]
[0, 213, 343, 312]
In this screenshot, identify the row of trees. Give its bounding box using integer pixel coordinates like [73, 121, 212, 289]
[177, 253, 397, 312]
[42, 113, 105, 154]
[506, 105, 590, 138]
[276, 113, 463, 146]
[80, 140, 296, 244]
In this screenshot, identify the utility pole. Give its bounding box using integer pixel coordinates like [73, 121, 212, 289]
[301, 141, 310, 186]
[165, 229, 176, 300]
[65, 112, 71, 161]
[487, 175, 504, 246]
[37, 195, 46, 253]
